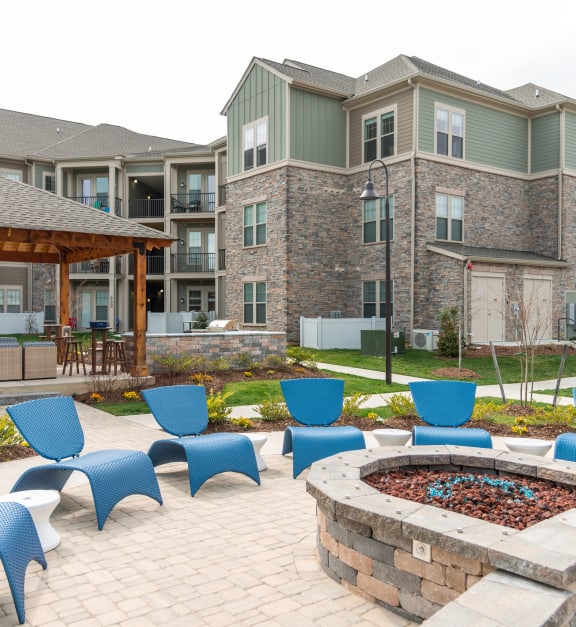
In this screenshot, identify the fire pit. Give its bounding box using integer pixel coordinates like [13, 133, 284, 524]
[306, 445, 576, 623]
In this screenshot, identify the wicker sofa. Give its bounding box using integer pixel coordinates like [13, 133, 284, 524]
[22, 341, 57, 380]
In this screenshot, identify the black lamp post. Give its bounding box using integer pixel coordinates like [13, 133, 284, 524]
[360, 159, 392, 385]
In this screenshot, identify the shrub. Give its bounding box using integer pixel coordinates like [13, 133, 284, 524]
[205, 357, 231, 373]
[436, 306, 462, 357]
[234, 352, 258, 370]
[0, 413, 28, 447]
[342, 392, 369, 417]
[230, 417, 254, 429]
[530, 404, 576, 426]
[471, 399, 514, 421]
[286, 346, 317, 368]
[192, 311, 209, 329]
[256, 394, 291, 421]
[152, 353, 194, 383]
[205, 389, 233, 423]
[385, 393, 416, 416]
[511, 416, 528, 435]
[264, 354, 287, 370]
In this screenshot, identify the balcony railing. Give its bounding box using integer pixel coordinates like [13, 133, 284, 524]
[67, 195, 122, 216]
[128, 198, 164, 218]
[128, 255, 165, 275]
[171, 253, 216, 273]
[69, 257, 123, 275]
[218, 249, 226, 270]
[170, 193, 215, 214]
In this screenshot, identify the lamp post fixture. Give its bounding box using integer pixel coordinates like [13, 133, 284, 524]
[360, 159, 392, 385]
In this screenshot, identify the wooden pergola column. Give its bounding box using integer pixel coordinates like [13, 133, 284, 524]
[132, 245, 148, 376]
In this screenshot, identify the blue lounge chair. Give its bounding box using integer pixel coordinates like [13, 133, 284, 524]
[409, 380, 492, 448]
[7, 396, 163, 530]
[0, 501, 47, 624]
[554, 433, 576, 462]
[142, 385, 260, 495]
[281, 378, 366, 478]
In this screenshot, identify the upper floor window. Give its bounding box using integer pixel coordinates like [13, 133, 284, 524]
[363, 108, 395, 163]
[44, 173, 56, 193]
[244, 119, 267, 170]
[363, 196, 394, 243]
[436, 106, 464, 159]
[243, 202, 267, 247]
[363, 280, 393, 320]
[244, 281, 266, 324]
[436, 193, 463, 241]
[0, 170, 22, 182]
[0, 287, 22, 313]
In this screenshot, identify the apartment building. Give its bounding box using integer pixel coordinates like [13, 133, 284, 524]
[0, 110, 226, 331]
[221, 54, 576, 344]
[3, 53, 576, 345]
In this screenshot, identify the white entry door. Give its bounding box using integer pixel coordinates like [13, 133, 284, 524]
[470, 274, 505, 343]
[523, 276, 552, 342]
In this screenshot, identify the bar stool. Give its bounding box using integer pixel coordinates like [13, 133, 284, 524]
[103, 340, 128, 375]
[62, 339, 87, 376]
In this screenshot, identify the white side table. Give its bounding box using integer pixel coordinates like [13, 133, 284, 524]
[242, 433, 268, 471]
[373, 429, 412, 447]
[504, 438, 552, 457]
[0, 490, 61, 551]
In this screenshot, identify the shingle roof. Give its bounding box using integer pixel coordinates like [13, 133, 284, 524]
[0, 176, 174, 242]
[0, 110, 205, 161]
[427, 241, 567, 267]
[505, 83, 576, 108]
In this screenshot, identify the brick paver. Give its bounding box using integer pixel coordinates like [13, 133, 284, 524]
[0, 404, 413, 626]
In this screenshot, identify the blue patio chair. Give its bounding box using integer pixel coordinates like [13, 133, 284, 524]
[0, 501, 47, 624]
[554, 433, 576, 462]
[572, 389, 576, 406]
[281, 378, 366, 478]
[142, 385, 260, 495]
[409, 380, 492, 448]
[6, 396, 163, 530]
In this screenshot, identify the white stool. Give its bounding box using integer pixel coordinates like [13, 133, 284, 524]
[242, 433, 268, 471]
[373, 428, 412, 447]
[0, 490, 61, 551]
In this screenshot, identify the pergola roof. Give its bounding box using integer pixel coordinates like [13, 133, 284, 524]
[0, 177, 176, 264]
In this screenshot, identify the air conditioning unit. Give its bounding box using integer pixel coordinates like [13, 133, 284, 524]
[412, 329, 437, 351]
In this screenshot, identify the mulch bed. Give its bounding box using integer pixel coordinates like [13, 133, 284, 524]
[363, 468, 576, 530]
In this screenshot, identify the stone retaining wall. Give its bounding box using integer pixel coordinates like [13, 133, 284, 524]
[306, 446, 576, 623]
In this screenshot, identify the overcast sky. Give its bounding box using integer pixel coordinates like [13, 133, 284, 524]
[3, 0, 573, 145]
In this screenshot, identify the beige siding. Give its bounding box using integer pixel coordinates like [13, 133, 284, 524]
[349, 88, 414, 168]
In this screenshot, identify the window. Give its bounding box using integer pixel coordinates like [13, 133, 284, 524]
[0, 287, 22, 313]
[436, 193, 463, 241]
[363, 195, 394, 243]
[363, 281, 393, 320]
[0, 170, 21, 182]
[44, 173, 56, 193]
[363, 109, 395, 162]
[44, 289, 56, 322]
[243, 202, 267, 247]
[95, 290, 108, 321]
[244, 282, 266, 324]
[436, 106, 464, 159]
[244, 119, 267, 170]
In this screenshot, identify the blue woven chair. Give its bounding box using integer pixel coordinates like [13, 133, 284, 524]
[554, 433, 576, 462]
[142, 385, 260, 495]
[281, 378, 366, 478]
[7, 396, 163, 530]
[0, 501, 47, 624]
[409, 380, 492, 448]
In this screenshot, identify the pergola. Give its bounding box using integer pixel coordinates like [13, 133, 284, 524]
[0, 178, 176, 375]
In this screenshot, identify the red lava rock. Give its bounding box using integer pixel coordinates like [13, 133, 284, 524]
[363, 468, 576, 530]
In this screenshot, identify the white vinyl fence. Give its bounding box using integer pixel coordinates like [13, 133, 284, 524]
[0, 312, 45, 334]
[300, 316, 387, 349]
[147, 311, 216, 334]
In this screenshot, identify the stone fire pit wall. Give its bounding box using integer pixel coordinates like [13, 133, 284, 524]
[306, 446, 576, 625]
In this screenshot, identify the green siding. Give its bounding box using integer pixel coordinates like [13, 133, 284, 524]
[34, 164, 55, 188]
[418, 88, 528, 173]
[126, 164, 163, 174]
[531, 113, 560, 172]
[290, 89, 346, 167]
[564, 112, 576, 170]
[227, 65, 286, 176]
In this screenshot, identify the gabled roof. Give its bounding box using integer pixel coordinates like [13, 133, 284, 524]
[0, 177, 176, 264]
[427, 241, 567, 267]
[0, 109, 206, 161]
[505, 82, 575, 108]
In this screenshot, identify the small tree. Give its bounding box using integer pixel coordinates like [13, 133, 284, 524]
[436, 306, 462, 358]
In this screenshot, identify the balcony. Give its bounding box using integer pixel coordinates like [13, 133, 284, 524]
[128, 198, 164, 218]
[218, 249, 226, 270]
[67, 195, 122, 216]
[171, 253, 216, 273]
[69, 257, 123, 275]
[170, 193, 215, 214]
[128, 255, 165, 275]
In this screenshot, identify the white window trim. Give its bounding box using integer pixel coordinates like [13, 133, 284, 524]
[243, 281, 267, 326]
[243, 116, 268, 171]
[362, 195, 395, 245]
[243, 202, 267, 248]
[362, 105, 397, 163]
[0, 286, 23, 313]
[434, 103, 465, 159]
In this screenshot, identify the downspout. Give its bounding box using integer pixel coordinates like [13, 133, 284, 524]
[557, 104, 564, 259]
[464, 259, 472, 342]
[408, 78, 417, 334]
